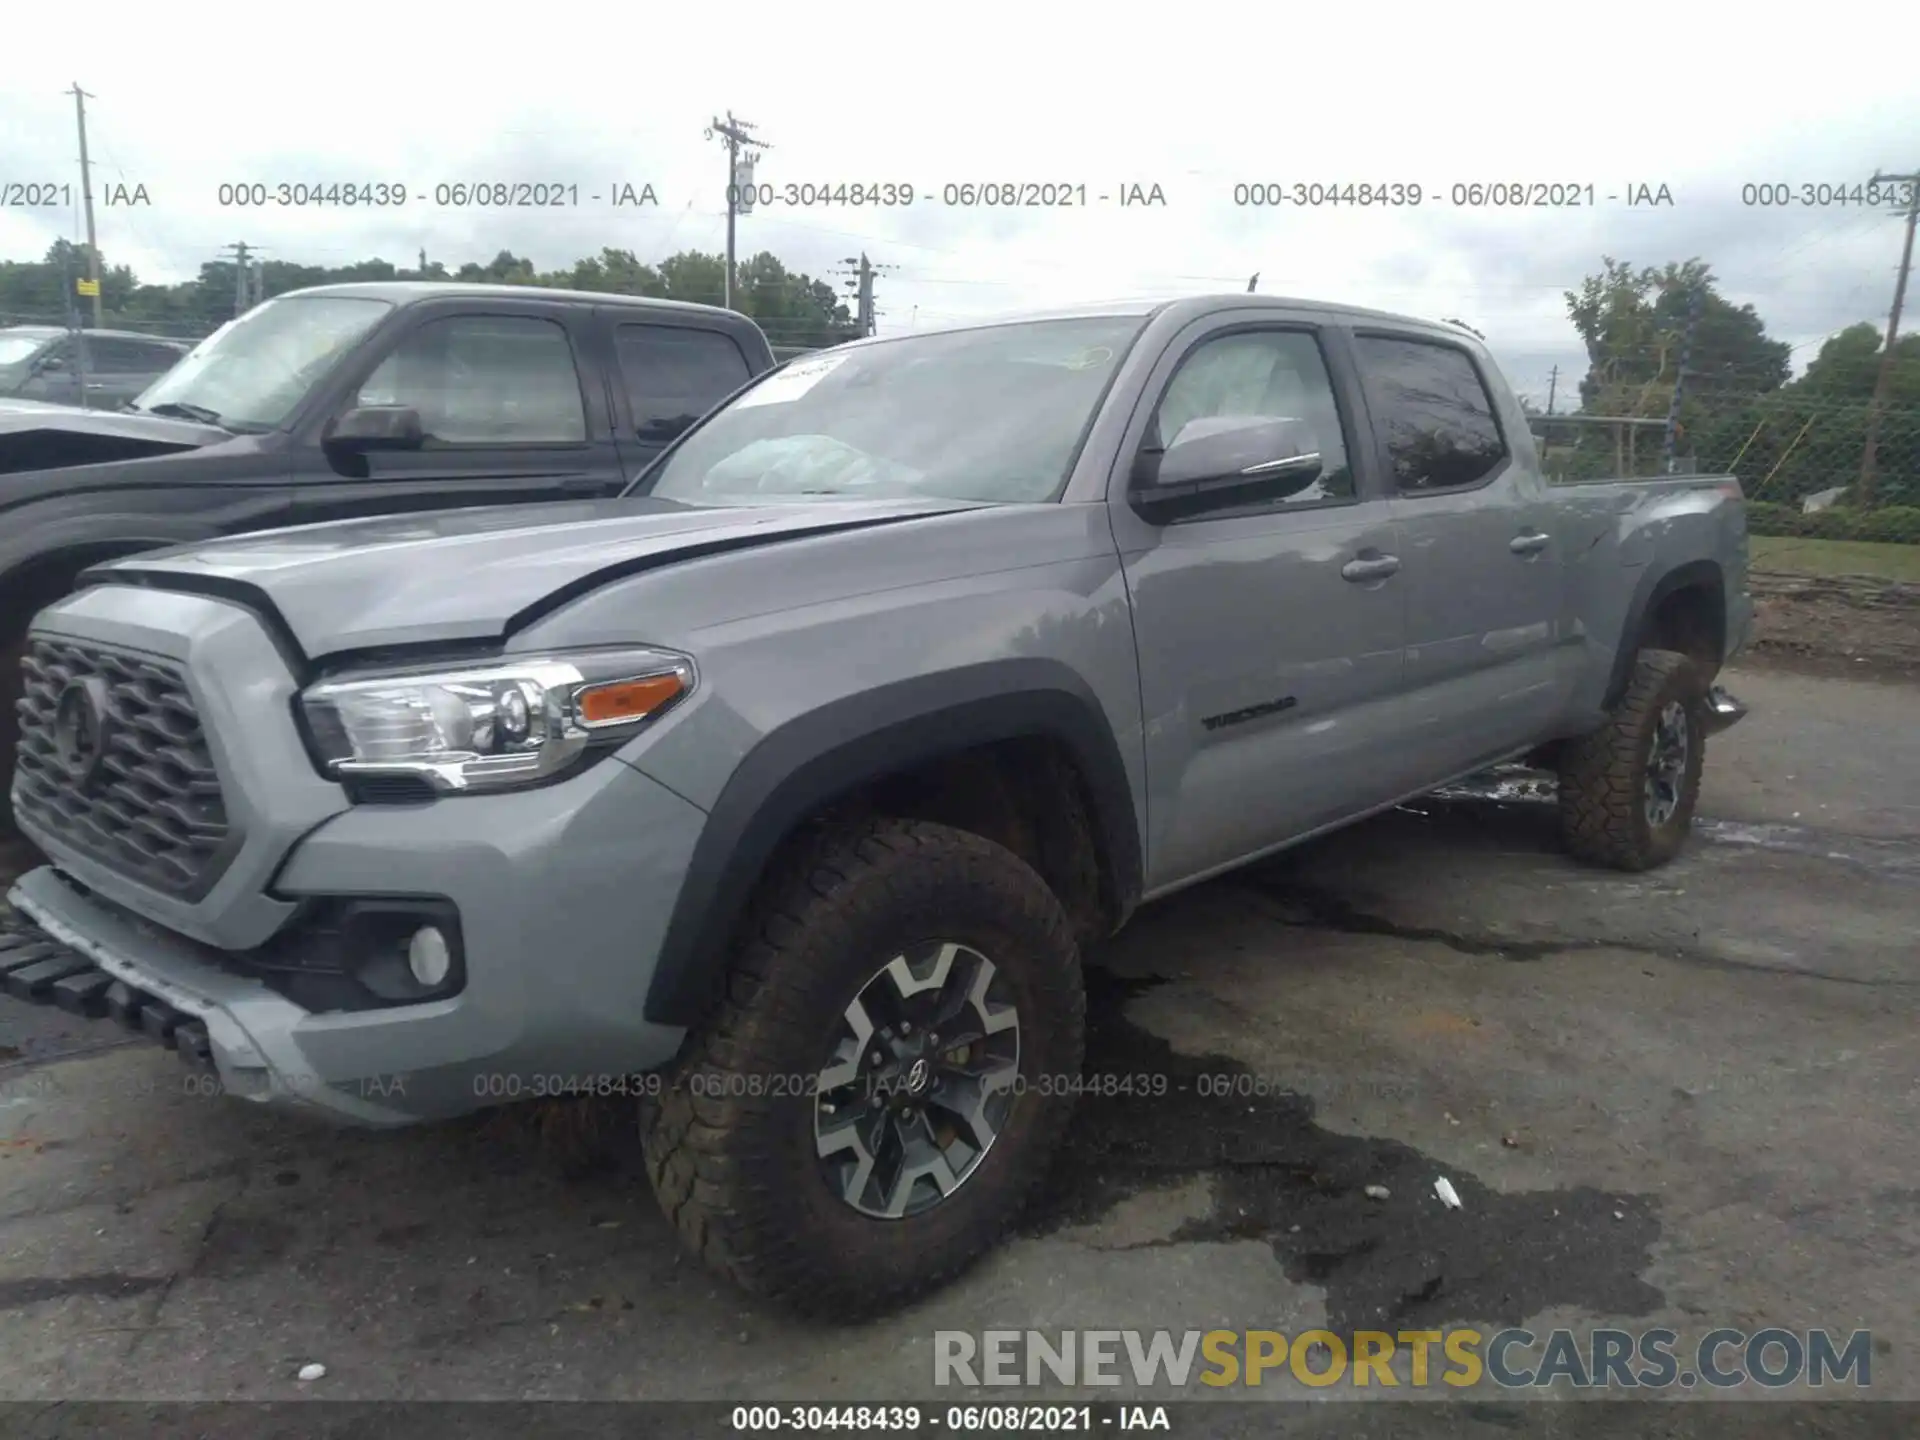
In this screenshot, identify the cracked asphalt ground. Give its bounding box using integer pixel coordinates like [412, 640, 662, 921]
[0, 663, 1914, 1426]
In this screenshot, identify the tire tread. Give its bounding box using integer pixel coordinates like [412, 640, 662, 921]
[643, 816, 1083, 1318]
[1558, 648, 1706, 872]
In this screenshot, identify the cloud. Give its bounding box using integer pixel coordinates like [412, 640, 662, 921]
[4, 0, 1913, 398]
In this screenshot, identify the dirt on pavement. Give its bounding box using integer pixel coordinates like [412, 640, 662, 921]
[1746, 570, 1920, 682]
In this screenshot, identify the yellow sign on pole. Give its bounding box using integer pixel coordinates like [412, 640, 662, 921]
[76, 278, 100, 297]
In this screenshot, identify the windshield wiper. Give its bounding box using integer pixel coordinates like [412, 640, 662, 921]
[141, 401, 227, 427]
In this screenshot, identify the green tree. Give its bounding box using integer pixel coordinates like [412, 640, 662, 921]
[1565, 257, 1790, 415]
[1793, 322, 1920, 406]
[1, 241, 858, 349]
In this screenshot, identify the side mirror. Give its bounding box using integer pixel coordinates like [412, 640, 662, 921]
[35, 354, 68, 374]
[1131, 416, 1325, 522]
[325, 405, 424, 452]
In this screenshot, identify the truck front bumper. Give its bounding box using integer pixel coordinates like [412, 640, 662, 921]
[6, 752, 711, 1127]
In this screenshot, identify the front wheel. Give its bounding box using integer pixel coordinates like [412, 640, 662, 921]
[1558, 648, 1709, 872]
[642, 817, 1085, 1318]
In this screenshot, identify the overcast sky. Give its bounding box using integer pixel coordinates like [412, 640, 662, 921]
[3, 0, 1915, 405]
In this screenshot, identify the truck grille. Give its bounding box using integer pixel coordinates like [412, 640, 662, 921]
[12, 637, 235, 899]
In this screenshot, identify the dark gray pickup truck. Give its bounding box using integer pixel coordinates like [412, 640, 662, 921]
[4, 294, 1749, 1318]
[0, 326, 190, 409]
[0, 282, 777, 832]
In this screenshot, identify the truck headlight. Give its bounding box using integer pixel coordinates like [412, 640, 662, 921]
[298, 649, 693, 795]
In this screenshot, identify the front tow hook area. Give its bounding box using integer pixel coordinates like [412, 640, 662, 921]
[0, 921, 215, 1069]
[1704, 684, 1749, 734]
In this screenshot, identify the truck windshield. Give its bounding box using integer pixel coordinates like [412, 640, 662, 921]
[131, 296, 394, 431]
[637, 316, 1147, 505]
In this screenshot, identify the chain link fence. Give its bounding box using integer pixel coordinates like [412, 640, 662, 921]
[1534, 395, 1920, 573]
[1537, 395, 1920, 676]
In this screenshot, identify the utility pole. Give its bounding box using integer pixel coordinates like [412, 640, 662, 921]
[1546, 365, 1558, 417]
[57, 244, 93, 402]
[224, 242, 255, 317]
[707, 112, 769, 311]
[1859, 168, 1920, 505]
[69, 84, 103, 327]
[836, 253, 895, 337]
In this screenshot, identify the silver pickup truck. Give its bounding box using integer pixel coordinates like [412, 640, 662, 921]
[3, 295, 1750, 1317]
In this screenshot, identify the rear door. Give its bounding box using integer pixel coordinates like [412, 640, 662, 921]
[1351, 332, 1563, 773]
[604, 317, 758, 483]
[289, 302, 624, 525]
[1109, 314, 1409, 889]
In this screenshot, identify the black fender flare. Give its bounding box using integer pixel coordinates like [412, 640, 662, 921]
[1602, 557, 1726, 710]
[641, 659, 1143, 1027]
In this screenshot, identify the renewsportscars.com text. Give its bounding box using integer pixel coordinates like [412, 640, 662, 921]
[934, 1327, 1872, 1390]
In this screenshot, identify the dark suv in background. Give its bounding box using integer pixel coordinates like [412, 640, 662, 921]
[0, 282, 783, 835]
[0, 326, 190, 410]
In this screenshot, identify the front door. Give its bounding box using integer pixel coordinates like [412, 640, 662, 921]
[1110, 318, 1409, 890]
[291, 307, 623, 525]
[1351, 333, 1563, 773]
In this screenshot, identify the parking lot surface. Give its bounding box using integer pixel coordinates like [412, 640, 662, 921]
[0, 664, 1914, 1420]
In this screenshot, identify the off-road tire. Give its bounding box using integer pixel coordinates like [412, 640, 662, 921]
[642, 817, 1085, 1319]
[1558, 647, 1709, 872]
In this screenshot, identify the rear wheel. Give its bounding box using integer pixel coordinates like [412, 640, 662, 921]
[1558, 648, 1709, 872]
[643, 817, 1084, 1318]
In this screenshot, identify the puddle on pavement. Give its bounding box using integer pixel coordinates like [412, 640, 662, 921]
[1024, 968, 1664, 1334]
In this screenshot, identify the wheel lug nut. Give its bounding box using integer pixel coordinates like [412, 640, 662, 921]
[870, 1095, 883, 1108]
[900, 1021, 912, 1034]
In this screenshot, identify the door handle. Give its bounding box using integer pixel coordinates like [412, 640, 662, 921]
[1510, 532, 1551, 555]
[1341, 554, 1401, 583]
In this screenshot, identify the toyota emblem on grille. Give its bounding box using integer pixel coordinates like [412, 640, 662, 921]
[53, 677, 114, 789]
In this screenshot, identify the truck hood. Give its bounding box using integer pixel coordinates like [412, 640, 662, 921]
[0, 397, 233, 475]
[89, 496, 978, 660]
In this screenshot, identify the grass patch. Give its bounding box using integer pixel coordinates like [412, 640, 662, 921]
[1750, 535, 1920, 583]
